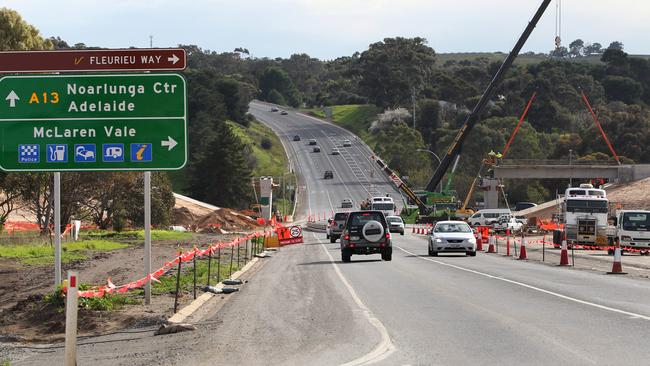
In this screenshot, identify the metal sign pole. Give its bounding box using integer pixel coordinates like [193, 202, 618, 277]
[54, 172, 61, 286]
[144, 171, 152, 304]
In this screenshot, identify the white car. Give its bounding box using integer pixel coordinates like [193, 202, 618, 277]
[493, 215, 524, 233]
[342, 139, 352, 147]
[428, 221, 477, 256]
[386, 216, 405, 235]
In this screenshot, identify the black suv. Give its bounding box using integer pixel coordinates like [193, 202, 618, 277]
[340, 211, 392, 262]
[324, 170, 333, 179]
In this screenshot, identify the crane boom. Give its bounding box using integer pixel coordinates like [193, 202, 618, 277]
[372, 155, 428, 213]
[425, 0, 551, 192]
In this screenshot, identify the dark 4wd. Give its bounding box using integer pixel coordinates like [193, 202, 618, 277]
[340, 211, 392, 262]
[324, 170, 333, 179]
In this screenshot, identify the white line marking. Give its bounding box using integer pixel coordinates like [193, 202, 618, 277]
[315, 233, 395, 365]
[395, 245, 650, 321]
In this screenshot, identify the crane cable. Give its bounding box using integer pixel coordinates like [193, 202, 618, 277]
[554, 0, 562, 48]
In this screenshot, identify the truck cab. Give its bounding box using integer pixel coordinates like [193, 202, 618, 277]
[615, 210, 650, 252]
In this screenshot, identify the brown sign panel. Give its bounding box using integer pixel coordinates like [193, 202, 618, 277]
[0, 48, 186, 73]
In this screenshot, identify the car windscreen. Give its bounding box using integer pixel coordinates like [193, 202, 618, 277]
[622, 213, 650, 231]
[386, 217, 402, 224]
[349, 212, 384, 227]
[566, 199, 608, 213]
[371, 203, 394, 211]
[334, 213, 348, 221]
[434, 223, 472, 233]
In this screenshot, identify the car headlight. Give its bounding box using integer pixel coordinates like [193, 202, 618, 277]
[469, 237, 476, 244]
[435, 238, 442, 243]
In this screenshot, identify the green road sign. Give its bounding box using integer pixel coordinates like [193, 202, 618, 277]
[0, 73, 186, 171]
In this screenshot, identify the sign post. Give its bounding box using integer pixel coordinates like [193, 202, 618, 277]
[144, 172, 152, 304]
[54, 172, 61, 286]
[0, 73, 187, 171]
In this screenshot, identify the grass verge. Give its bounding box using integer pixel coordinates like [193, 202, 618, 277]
[0, 239, 130, 266]
[84, 229, 193, 242]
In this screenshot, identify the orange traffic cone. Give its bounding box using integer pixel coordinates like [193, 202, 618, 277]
[607, 240, 627, 274]
[487, 236, 496, 253]
[559, 236, 570, 266]
[518, 235, 528, 260]
[412, 225, 416, 234]
[476, 236, 483, 251]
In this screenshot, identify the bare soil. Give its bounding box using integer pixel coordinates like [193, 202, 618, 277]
[0, 233, 237, 343]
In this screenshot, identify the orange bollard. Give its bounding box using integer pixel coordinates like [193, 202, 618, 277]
[506, 229, 511, 257]
[559, 235, 570, 266]
[487, 236, 496, 253]
[607, 239, 627, 274]
[476, 236, 483, 251]
[518, 235, 528, 260]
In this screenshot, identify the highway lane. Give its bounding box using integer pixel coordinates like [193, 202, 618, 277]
[249, 101, 403, 219]
[252, 104, 650, 365]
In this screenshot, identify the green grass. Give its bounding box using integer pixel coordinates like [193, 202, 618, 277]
[45, 284, 140, 311]
[229, 120, 289, 177]
[304, 104, 381, 147]
[85, 229, 192, 242]
[0, 239, 130, 265]
[152, 246, 248, 295]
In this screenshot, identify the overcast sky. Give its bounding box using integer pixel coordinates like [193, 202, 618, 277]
[5, 1, 648, 59]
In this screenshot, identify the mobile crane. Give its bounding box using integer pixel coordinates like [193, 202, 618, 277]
[424, 0, 551, 196]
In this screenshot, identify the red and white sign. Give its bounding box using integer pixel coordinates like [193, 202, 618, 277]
[0, 48, 186, 73]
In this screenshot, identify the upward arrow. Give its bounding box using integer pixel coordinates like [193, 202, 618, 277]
[168, 54, 180, 64]
[5, 90, 19, 108]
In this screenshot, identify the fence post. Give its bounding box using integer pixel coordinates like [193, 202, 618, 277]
[237, 241, 241, 269]
[193, 248, 197, 300]
[64, 271, 78, 366]
[229, 244, 234, 277]
[206, 248, 212, 287]
[173, 250, 182, 313]
[216, 246, 221, 284]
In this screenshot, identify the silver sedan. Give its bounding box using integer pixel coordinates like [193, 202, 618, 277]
[428, 221, 477, 256]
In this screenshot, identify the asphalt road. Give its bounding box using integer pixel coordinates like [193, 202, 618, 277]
[9, 104, 650, 365]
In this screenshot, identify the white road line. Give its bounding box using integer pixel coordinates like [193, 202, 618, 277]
[314, 233, 395, 365]
[395, 245, 650, 321]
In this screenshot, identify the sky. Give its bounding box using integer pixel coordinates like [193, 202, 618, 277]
[5, 0, 649, 59]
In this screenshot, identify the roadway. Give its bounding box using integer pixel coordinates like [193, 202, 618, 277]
[10, 104, 650, 365]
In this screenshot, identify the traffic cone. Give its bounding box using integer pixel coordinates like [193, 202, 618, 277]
[559, 238, 570, 266]
[412, 225, 416, 234]
[506, 229, 511, 257]
[518, 235, 528, 260]
[607, 240, 627, 274]
[476, 236, 483, 251]
[487, 236, 496, 253]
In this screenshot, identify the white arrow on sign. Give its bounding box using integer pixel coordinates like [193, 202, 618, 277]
[161, 136, 178, 151]
[5, 90, 19, 107]
[167, 54, 180, 64]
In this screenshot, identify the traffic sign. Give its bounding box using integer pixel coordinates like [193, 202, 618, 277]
[0, 73, 186, 171]
[0, 48, 186, 73]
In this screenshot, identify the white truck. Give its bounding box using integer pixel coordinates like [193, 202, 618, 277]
[614, 210, 650, 255]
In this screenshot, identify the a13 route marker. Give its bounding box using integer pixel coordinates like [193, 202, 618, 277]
[0, 73, 187, 171]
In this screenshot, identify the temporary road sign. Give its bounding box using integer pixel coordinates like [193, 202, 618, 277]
[290, 226, 303, 238]
[0, 73, 186, 171]
[0, 48, 186, 73]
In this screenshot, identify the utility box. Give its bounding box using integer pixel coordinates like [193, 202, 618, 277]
[260, 176, 273, 223]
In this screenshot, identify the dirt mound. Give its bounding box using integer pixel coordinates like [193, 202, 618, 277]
[607, 177, 650, 210]
[172, 207, 196, 227]
[196, 209, 261, 232]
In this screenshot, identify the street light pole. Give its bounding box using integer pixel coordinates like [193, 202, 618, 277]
[569, 148, 573, 187]
[417, 148, 442, 193]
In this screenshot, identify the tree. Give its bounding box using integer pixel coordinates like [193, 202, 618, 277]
[569, 39, 584, 57]
[0, 8, 52, 50]
[416, 99, 442, 149]
[187, 123, 253, 209]
[607, 41, 624, 51]
[583, 42, 603, 55]
[123, 173, 175, 227]
[549, 46, 568, 58]
[602, 75, 642, 104]
[358, 37, 436, 108]
[258, 66, 301, 107]
[0, 173, 22, 231]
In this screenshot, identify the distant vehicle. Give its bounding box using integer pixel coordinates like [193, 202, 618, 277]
[386, 215, 405, 235]
[467, 209, 511, 226]
[280, 110, 288, 115]
[331, 148, 340, 155]
[515, 202, 537, 212]
[493, 215, 523, 233]
[369, 196, 395, 217]
[340, 210, 392, 262]
[562, 184, 609, 246]
[342, 140, 352, 147]
[313, 146, 321, 153]
[308, 139, 317, 145]
[293, 135, 301, 141]
[327, 212, 350, 243]
[341, 198, 353, 208]
[428, 221, 477, 256]
[324, 170, 333, 179]
[614, 210, 650, 253]
[270, 106, 279, 112]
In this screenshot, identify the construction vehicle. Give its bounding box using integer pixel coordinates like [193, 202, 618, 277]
[424, 0, 551, 198]
[372, 156, 457, 223]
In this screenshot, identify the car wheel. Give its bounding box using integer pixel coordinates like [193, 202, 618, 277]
[326, 233, 330, 239]
[431, 251, 438, 257]
[428, 243, 434, 256]
[341, 250, 351, 263]
[381, 251, 392, 261]
[400, 231, 404, 236]
[468, 251, 476, 257]
[330, 236, 336, 243]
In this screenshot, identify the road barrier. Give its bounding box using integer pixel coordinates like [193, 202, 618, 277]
[64, 271, 78, 366]
[559, 238, 570, 266]
[487, 236, 496, 253]
[608, 240, 627, 275]
[518, 234, 528, 260]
